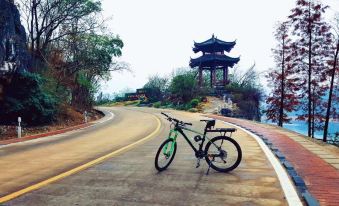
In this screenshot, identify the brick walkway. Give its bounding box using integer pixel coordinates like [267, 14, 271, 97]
[207, 115, 339, 206]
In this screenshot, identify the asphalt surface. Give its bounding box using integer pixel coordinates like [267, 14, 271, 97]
[1, 107, 288, 205]
[0, 107, 157, 197]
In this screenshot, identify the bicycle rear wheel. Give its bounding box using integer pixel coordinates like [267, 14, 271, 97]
[204, 136, 242, 172]
[155, 139, 177, 171]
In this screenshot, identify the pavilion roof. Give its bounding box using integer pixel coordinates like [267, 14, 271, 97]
[193, 34, 236, 53]
[189, 54, 240, 68]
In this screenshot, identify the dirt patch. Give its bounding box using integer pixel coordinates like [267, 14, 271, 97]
[198, 96, 224, 114]
[0, 107, 103, 141]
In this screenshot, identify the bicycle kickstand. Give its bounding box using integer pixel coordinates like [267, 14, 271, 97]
[196, 158, 200, 168]
[206, 160, 212, 175]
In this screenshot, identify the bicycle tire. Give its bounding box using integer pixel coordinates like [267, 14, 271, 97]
[204, 136, 242, 172]
[155, 138, 177, 171]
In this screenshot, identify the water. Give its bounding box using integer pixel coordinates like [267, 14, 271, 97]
[265, 120, 339, 140]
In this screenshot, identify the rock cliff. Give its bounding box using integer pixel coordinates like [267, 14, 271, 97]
[0, 0, 29, 74]
[0, 0, 30, 101]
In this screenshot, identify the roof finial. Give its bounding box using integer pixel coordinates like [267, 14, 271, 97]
[212, 34, 215, 38]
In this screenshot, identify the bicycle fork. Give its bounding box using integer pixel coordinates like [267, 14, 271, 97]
[163, 129, 178, 156]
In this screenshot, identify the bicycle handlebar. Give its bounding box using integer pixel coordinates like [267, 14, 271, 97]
[200, 119, 210, 122]
[161, 112, 169, 118]
[161, 112, 192, 126]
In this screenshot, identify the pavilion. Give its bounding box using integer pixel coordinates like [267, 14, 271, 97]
[189, 35, 240, 88]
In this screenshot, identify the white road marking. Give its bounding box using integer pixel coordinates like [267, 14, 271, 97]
[222, 121, 303, 206]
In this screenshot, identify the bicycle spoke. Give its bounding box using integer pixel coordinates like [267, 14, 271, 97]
[219, 139, 224, 150]
[219, 157, 227, 163]
[205, 137, 242, 172]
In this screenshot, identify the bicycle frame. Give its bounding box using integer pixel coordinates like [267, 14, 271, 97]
[163, 129, 178, 155]
[157, 114, 242, 174]
[165, 124, 215, 156]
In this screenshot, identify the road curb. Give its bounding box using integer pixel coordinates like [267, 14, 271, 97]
[218, 120, 303, 206]
[0, 109, 113, 146]
[0, 123, 93, 146]
[218, 119, 319, 206]
[230, 122, 320, 206]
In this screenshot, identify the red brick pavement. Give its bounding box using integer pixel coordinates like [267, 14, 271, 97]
[0, 123, 92, 146]
[207, 115, 339, 206]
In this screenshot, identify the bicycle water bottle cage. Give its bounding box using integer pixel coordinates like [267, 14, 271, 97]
[205, 120, 215, 130]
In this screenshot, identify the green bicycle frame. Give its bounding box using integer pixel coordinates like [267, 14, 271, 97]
[163, 129, 178, 156]
[163, 126, 220, 157]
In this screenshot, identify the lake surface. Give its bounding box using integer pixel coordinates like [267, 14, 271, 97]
[264, 120, 339, 140]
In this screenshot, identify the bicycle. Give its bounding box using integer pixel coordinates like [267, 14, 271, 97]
[155, 112, 242, 174]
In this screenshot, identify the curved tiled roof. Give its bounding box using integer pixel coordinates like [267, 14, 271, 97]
[189, 54, 240, 68]
[193, 34, 236, 53]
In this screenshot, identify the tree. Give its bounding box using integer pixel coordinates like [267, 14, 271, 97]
[265, 22, 300, 126]
[323, 13, 339, 142]
[169, 69, 197, 103]
[143, 74, 169, 102]
[288, 0, 332, 137]
[19, 0, 102, 70]
[67, 33, 125, 109]
[227, 65, 264, 121]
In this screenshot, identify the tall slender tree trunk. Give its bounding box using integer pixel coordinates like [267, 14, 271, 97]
[34, 3, 40, 57]
[30, 0, 35, 56]
[323, 40, 339, 142]
[307, 2, 312, 137]
[278, 38, 285, 127]
[311, 88, 315, 138]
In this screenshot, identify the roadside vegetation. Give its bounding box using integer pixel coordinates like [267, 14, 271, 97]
[98, 66, 264, 121]
[0, 0, 127, 140]
[0, 0, 126, 127]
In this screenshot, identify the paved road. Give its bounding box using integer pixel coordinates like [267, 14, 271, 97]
[1, 107, 289, 205]
[0, 107, 158, 198]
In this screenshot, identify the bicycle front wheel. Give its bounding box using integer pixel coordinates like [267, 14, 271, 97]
[204, 136, 242, 172]
[155, 138, 177, 171]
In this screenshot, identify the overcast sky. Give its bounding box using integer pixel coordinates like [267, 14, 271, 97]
[99, 0, 339, 95]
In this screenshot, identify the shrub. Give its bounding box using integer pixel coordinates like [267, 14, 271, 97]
[169, 70, 197, 103]
[124, 100, 140, 106]
[153, 101, 161, 108]
[190, 98, 200, 108]
[0, 72, 58, 125]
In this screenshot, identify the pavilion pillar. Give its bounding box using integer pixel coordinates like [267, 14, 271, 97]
[223, 67, 228, 85]
[198, 67, 203, 87]
[211, 68, 216, 87]
[210, 70, 213, 88]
